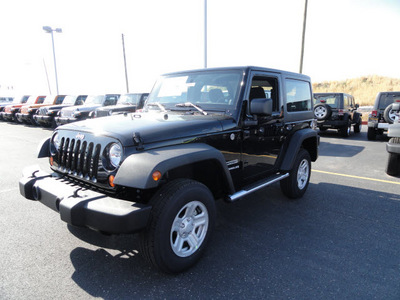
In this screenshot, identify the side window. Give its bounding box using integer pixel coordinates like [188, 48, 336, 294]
[285, 79, 311, 112]
[249, 76, 279, 112]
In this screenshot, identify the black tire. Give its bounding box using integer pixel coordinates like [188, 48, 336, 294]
[139, 179, 216, 274]
[354, 119, 362, 133]
[51, 118, 58, 129]
[339, 121, 351, 137]
[280, 148, 311, 199]
[313, 104, 332, 121]
[367, 127, 377, 140]
[386, 138, 400, 176]
[383, 104, 396, 124]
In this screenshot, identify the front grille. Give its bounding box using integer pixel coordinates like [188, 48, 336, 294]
[61, 110, 74, 117]
[96, 110, 110, 118]
[56, 137, 102, 182]
[38, 107, 48, 116]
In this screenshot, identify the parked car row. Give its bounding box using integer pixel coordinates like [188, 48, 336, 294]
[0, 93, 148, 128]
[312, 91, 400, 176]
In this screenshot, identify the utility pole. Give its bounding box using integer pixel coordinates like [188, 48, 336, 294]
[299, 0, 308, 74]
[122, 34, 129, 93]
[204, 0, 207, 68]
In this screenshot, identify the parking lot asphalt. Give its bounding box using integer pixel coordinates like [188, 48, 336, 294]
[1, 122, 399, 299]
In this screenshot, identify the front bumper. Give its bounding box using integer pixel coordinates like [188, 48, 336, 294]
[33, 115, 52, 125]
[55, 116, 78, 125]
[1, 112, 15, 121]
[15, 113, 31, 123]
[19, 167, 151, 234]
[387, 140, 400, 155]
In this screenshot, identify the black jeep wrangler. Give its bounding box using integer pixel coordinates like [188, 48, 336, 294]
[368, 92, 400, 140]
[19, 66, 319, 273]
[313, 93, 362, 137]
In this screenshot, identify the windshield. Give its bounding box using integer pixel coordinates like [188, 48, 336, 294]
[313, 94, 339, 108]
[84, 95, 105, 105]
[62, 95, 77, 105]
[118, 94, 141, 105]
[25, 96, 37, 104]
[146, 70, 243, 112]
[44, 96, 54, 104]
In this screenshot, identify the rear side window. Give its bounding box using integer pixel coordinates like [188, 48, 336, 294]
[285, 79, 312, 112]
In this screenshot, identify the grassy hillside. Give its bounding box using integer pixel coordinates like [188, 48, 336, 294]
[312, 75, 400, 106]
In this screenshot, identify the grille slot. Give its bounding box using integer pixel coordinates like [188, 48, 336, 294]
[57, 138, 101, 181]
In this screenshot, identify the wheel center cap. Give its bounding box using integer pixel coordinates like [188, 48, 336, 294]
[180, 217, 194, 236]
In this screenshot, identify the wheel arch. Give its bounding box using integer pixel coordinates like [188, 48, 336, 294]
[280, 128, 319, 171]
[114, 143, 235, 195]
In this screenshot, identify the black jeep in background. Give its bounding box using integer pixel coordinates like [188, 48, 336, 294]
[19, 66, 319, 274]
[93, 93, 148, 118]
[313, 93, 362, 137]
[368, 92, 400, 140]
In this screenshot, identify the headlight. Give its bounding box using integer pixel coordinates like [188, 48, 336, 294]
[109, 143, 122, 168]
[73, 111, 81, 117]
[50, 132, 60, 155]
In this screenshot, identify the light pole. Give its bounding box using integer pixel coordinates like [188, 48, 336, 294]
[43, 26, 62, 94]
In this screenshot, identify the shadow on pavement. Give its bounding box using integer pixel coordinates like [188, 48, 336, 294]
[68, 182, 400, 299]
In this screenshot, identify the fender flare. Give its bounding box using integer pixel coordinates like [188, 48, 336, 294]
[114, 143, 235, 191]
[38, 137, 51, 158]
[280, 128, 318, 171]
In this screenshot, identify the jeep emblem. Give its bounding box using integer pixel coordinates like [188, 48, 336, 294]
[76, 133, 85, 140]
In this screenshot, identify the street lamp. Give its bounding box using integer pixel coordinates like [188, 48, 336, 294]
[43, 26, 62, 94]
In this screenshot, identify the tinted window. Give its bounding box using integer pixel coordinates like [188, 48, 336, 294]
[378, 93, 400, 109]
[313, 94, 339, 108]
[286, 79, 312, 112]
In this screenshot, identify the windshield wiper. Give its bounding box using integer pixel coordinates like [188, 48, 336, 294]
[147, 102, 167, 112]
[175, 102, 208, 115]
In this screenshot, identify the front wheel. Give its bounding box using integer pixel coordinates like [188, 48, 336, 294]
[280, 149, 311, 199]
[139, 179, 216, 274]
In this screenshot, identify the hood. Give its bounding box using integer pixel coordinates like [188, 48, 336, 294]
[96, 104, 136, 112]
[58, 111, 235, 147]
[62, 104, 102, 113]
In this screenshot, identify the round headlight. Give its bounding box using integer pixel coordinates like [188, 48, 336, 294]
[50, 132, 60, 155]
[109, 143, 122, 168]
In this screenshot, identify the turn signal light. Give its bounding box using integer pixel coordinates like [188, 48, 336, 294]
[109, 175, 115, 187]
[49, 156, 54, 166]
[152, 171, 162, 181]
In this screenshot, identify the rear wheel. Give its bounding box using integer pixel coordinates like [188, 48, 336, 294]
[367, 127, 377, 140]
[354, 120, 362, 133]
[140, 179, 216, 274]
[339, 121, 351, 137]
[280, 149, 311, 199]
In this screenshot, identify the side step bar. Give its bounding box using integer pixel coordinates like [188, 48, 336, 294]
[226, 173, 289, 202]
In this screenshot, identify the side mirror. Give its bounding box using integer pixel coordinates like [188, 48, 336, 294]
[355, 103, 359, 109]
[250, 98, 272, 116]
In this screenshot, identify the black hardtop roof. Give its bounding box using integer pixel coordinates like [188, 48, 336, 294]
[314, 92, 354, 97]
[162, 66, 311, 81]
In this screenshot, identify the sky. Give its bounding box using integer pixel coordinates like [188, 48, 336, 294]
[0, 0, 399, 96]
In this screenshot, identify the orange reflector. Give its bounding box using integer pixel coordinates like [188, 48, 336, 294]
[49, 156, 54, 166]
[152, 171, 162, 181]
[109, 175, 115, 187]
